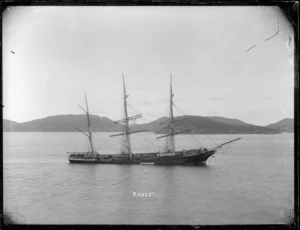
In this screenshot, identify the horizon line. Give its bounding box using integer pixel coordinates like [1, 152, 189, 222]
[3, 113, 294, 127]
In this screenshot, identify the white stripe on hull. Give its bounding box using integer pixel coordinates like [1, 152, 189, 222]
[69, 158, 96, 162]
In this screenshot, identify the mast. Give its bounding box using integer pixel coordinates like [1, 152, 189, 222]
[156, 75, 190, 155]
[122, 74, 132, 158]
[76, 92, 96, 156]
[110, 74, 147, 158]
[156, 75, 176, 156]
[169, 75, 175, 156]
[85, 92, 96, 156]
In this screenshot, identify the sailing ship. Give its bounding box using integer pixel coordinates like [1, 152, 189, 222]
[68, 74, 241, 165]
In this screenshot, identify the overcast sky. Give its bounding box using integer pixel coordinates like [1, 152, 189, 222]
[3, 6, 294, 126]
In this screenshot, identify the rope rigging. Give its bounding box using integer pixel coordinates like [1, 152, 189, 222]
[167, 102, 203, 148]
[135, 132, 163, 151]
[93, 133, 115, 149]
[172, 102, 220, 148]
[126, 102, 165, 150]
[126, 92, 207, 151]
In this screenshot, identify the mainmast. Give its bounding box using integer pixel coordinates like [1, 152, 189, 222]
[122, 73, 133, 158]
[110, 74, 147, 159]
[169, 75, 175, 156]
[76, 92, 96, 156]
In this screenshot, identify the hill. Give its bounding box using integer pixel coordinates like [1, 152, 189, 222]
[3, 119, 20, 131]
[3, 114, 281, 134]
[3, 115, 123, 132]
[130, 116, 169, 132]
[131, 116, 279, 134]
[265, 118, 294, 133]
[154, 116, 279, 134]
[208, 116, 249, 126]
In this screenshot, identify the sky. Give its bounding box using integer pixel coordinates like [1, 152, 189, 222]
[3, 6, 294, 126]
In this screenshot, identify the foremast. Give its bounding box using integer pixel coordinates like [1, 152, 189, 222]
[76, 92, 96, 156]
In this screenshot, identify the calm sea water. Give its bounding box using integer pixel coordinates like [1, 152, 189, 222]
[3, 132, 294, 225]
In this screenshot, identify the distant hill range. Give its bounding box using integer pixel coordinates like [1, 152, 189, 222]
[265, 118, 294, 133]
[3, 115, 123, 132]
[3, 115, 293, 134]
[131, 116, 280, 134]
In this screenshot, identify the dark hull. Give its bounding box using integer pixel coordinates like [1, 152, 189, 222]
[68, 150, 216, 165]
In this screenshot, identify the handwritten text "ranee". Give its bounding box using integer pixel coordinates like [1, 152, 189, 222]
[131, 191, 154, 198]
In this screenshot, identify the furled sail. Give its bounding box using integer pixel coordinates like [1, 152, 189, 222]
[110, 130, 148, 137]
[156, 129, 191, 139]
[114, 114, 142, 124]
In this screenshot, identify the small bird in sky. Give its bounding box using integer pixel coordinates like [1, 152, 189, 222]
[11, 51, 15, 54]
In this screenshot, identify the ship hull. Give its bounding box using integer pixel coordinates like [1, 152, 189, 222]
[68, 150, 216, 165]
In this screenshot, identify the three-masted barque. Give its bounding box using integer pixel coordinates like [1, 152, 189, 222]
[68, 74, 241, 165]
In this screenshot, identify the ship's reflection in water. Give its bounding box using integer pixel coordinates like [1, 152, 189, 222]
[4, 132, 294, 224]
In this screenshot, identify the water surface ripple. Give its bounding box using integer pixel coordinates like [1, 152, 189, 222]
[4, 132, 294, 224]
